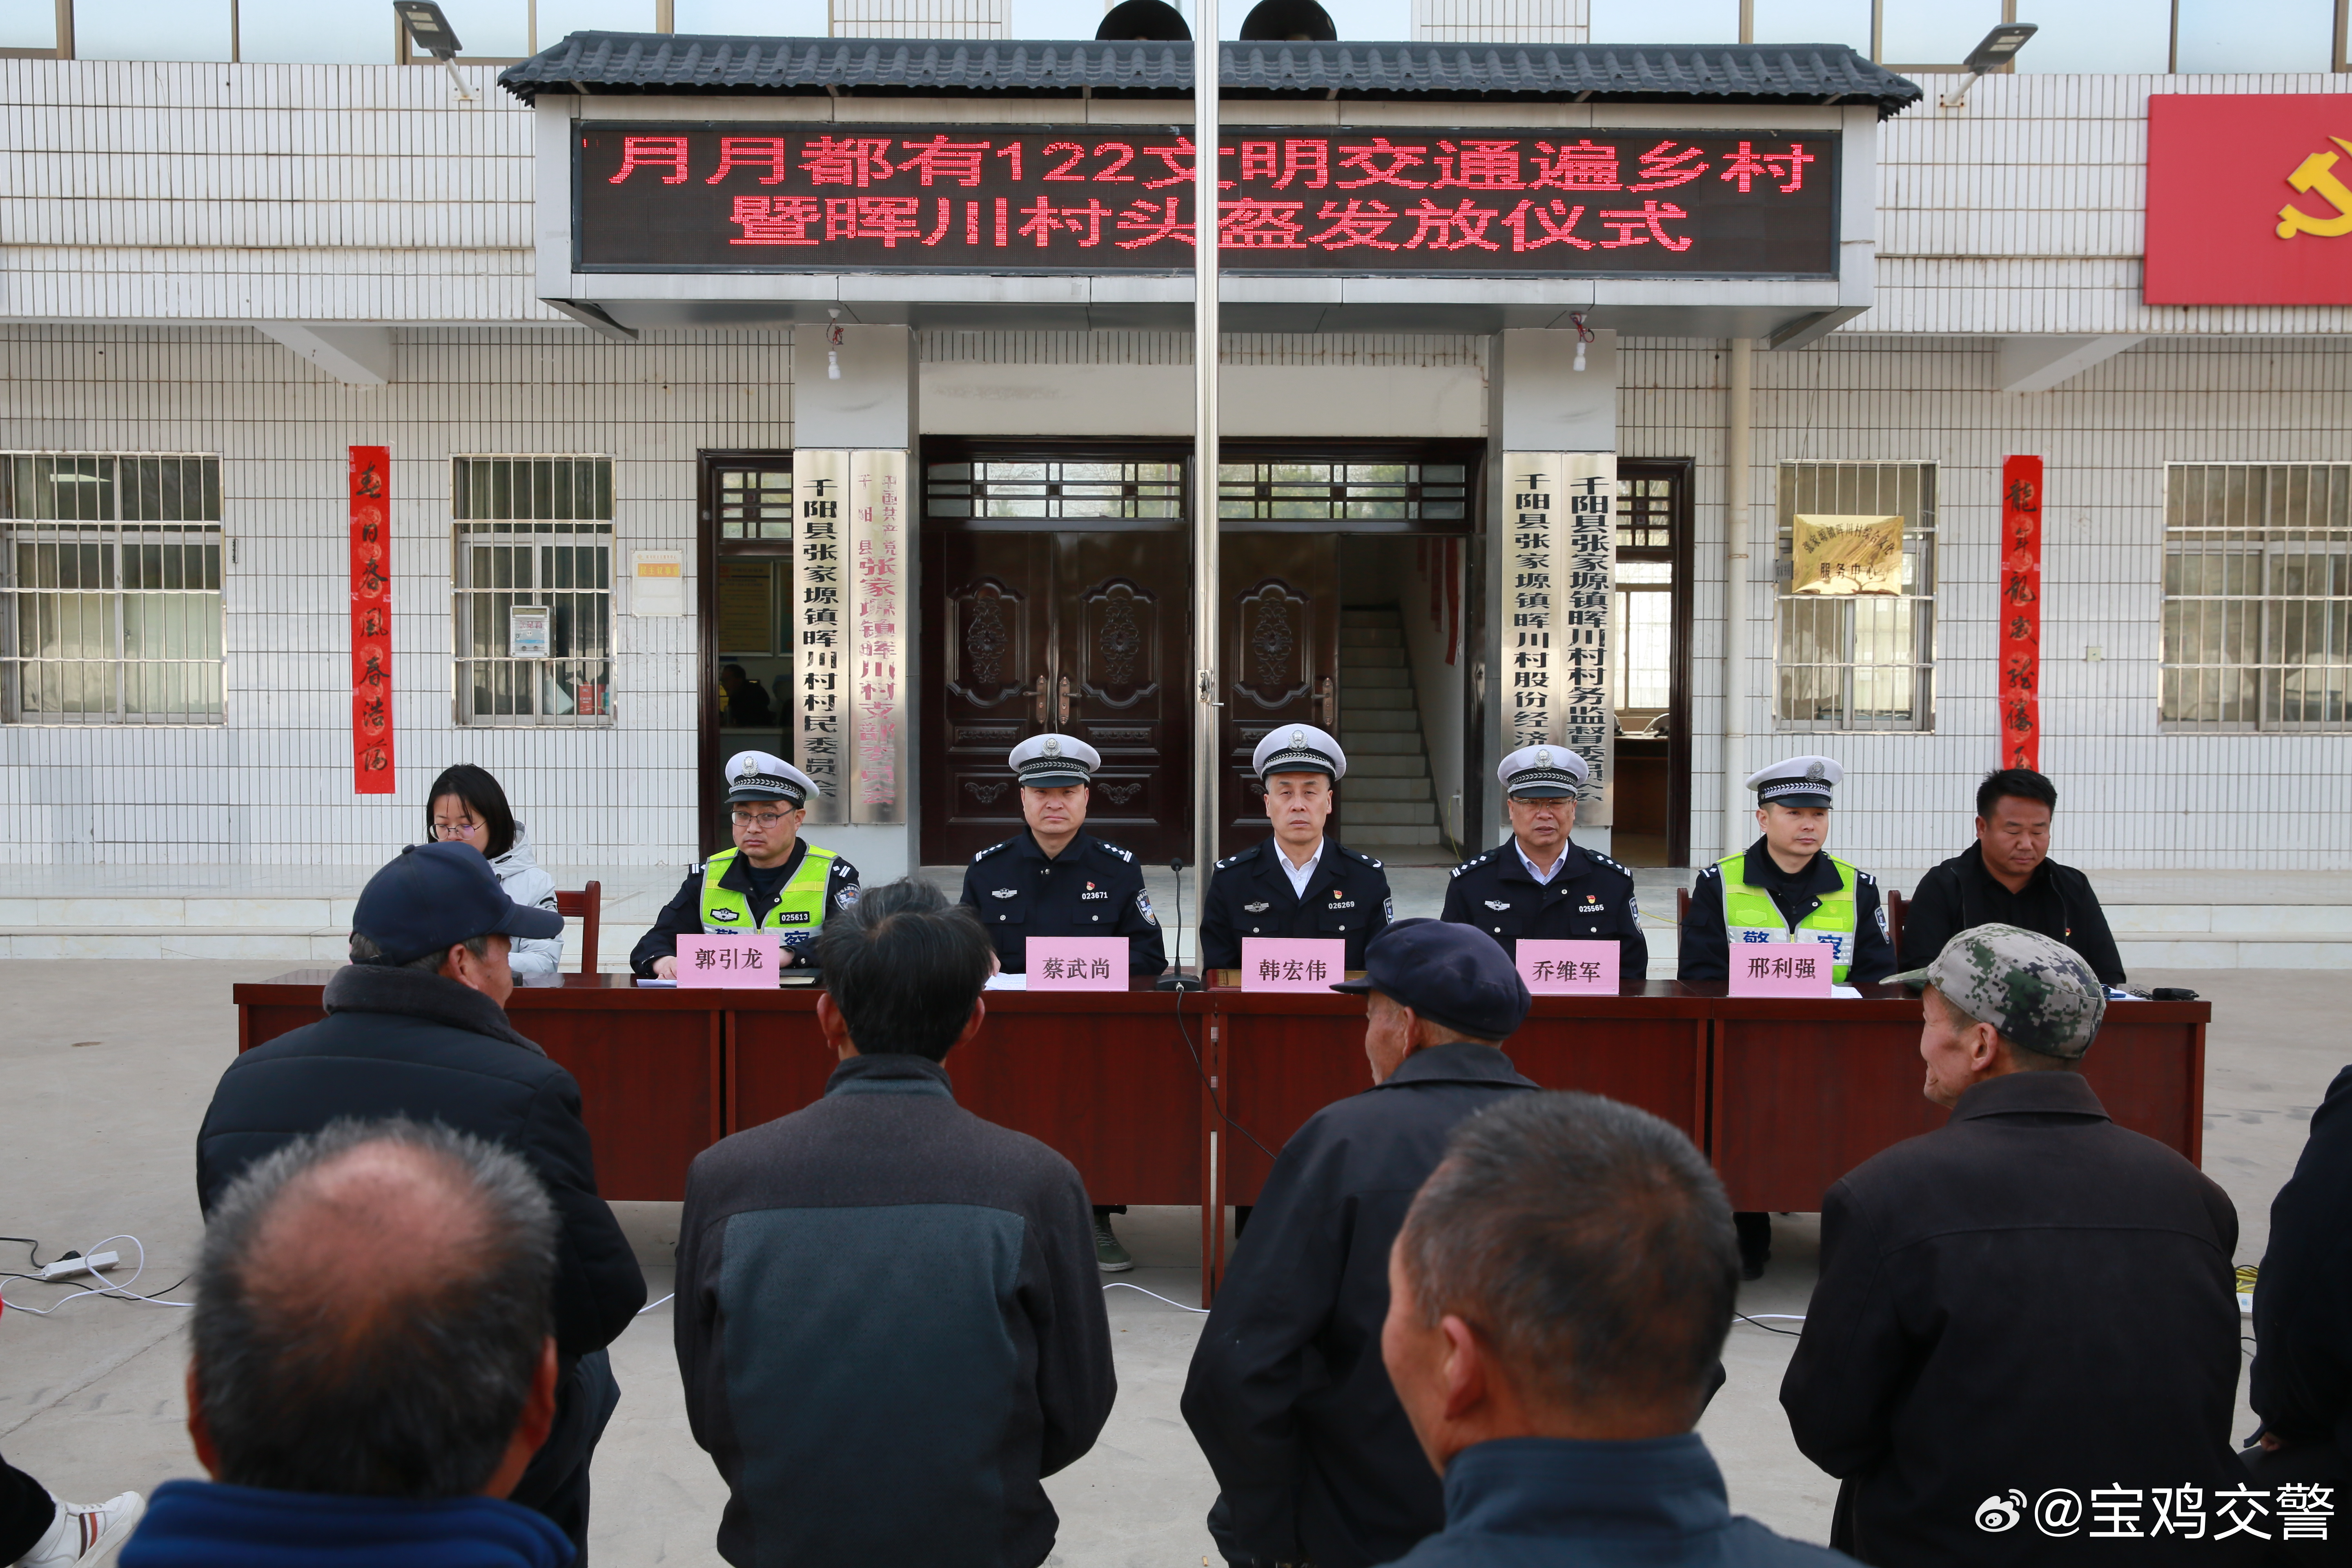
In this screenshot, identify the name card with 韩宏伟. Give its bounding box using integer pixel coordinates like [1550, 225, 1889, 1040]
[675, 933, 781, 988]
[1726, 941, 1835, 998]
[1516, 940, 1619, 995]
[1025, 937, 1128, 991]
[1241, 938, 1348, 993]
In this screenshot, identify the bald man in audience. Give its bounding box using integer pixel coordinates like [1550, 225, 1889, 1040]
[122, 1120, 573, 1568]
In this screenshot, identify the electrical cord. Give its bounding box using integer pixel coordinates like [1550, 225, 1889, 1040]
[1734, 1312, 1806, 1336]
[637, 1292, 675, 1315]
[1104, 1281, 1209, 1313]
[0, 1236, 192, 1314]
[1162, 858, 1280, 1163]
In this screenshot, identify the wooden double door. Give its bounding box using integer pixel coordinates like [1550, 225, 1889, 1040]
[921, 528, 1341, 865]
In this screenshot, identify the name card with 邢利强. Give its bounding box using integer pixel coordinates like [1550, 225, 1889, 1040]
[1726, 941, 1835, 998]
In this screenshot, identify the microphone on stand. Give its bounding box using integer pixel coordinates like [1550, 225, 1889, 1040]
[1156, 854, 1205, 991]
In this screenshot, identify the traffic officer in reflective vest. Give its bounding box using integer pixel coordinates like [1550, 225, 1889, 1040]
[959, 732, 1167, 1272]
[630, 751, 861, 979]
[1678, 753, 1894, 1279]
[1200, 724, 1393, 973]
[1439, 745, 1648, 978]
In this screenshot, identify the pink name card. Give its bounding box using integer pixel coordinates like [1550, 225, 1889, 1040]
[1726, 941, 1834, 997]
[1026, 937, 1129, 991]
[676, 933, 781, 988]
[1516, 940, 1620, 994]
[1241, 938, 1348, 992]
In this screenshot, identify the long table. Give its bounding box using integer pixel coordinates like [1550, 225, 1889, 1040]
[232, 973, 2208, 1300]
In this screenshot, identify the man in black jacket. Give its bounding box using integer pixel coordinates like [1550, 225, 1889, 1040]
[1781, 924, 2241, 1566]
[674, 878, 1114, 1568]
[1182, 919, 1537, 1568]
[2247, 1062, 2352, 1523]
[1898, 766, 2125, 984]
[194, 843, 646, 1561]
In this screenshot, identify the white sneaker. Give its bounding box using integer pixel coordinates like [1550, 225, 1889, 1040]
[18, 1492, 144, 1567]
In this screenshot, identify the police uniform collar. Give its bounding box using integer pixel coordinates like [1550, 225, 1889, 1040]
[1372, 1040, 1535, 1091]
[1506, 840, 1592, 886]
[719, 840, 806, 890]
[1740, 837, 1840, 895]
[1019, 829, 1091, 863]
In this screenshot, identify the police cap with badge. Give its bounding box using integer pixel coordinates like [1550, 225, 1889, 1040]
[1253, 724, 1346, 782]
[1010, 733, 1100, 788]
[724, 750, 820, 808]
[1747, 755, 1842, 808]
[1498, 744, 1589, 800]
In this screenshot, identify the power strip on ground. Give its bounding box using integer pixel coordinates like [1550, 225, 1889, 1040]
[38, 1251, 120, 1283]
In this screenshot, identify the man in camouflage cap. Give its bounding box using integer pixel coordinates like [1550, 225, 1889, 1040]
[1894, 922, 2105, 1104]
[1780, 923, 2242, 1566]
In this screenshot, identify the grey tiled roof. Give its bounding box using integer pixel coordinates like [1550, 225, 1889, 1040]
[498, 34, 1920, 114]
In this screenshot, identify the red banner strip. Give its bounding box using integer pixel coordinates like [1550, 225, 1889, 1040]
[1999, 455, 2044, 771]
[350, 445, 394, 795]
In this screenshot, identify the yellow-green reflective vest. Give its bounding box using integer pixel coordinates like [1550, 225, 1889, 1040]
[699, 844, 838, 936]
[1718, 852, 1861, 983]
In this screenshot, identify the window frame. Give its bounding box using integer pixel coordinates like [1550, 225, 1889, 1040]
[0, 450, 228, 727]
[1771, 460, 1939, 734]
[2160, 461, 2352, 734]
[450, 454, 618, 731]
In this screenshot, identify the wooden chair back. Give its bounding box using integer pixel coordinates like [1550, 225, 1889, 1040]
[1884, 889, 1907, 960]
[554, 881, 602, 975]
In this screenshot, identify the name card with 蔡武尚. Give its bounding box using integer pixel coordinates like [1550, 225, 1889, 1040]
[1242, 938, 1348, 993]
[1025, 937, 1128, 991]
[675, 933, 782, 988]
[1516, 940, 1619, 994]
[1726, 942, 1835, 998]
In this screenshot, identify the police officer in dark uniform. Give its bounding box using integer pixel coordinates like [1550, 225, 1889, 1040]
[957, 732, 1167, 1273]
[1439, 744, 1648, 978]
[1200, 724, 1393, 973]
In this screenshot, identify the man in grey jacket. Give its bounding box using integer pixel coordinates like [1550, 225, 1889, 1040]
[674, 878, 1116, 1568]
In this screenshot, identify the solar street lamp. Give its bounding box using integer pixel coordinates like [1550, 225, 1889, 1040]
[395, 2, 475, 100]
[1940, 23, 2037, 107]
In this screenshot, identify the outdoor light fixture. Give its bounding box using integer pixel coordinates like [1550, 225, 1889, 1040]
[1570, 312, 1594, 372]
[1940, 23, 2037, 108]
[826, 308, 843, 379]
[394, 2, 475, 100]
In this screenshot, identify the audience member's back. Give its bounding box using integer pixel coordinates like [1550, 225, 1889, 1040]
[673, 879, 1115, 1568]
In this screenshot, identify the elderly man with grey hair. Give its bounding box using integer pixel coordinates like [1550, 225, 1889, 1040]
[120, 1119, 574, 1568]
[1781, 924, 2242, 1567]
[1378, 1092, 1845, 1566]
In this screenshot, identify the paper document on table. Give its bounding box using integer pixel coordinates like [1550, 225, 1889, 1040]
[1831, 984, 1862, 999]
[635, 978, 677, 988]
[984, 973, 1028, 991]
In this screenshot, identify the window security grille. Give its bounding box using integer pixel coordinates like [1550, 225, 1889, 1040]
[453, 456, 615, 727]
[2162, 463, 2352, 731]
[1218, 460, 1469, 523]
[1773, 462, 1938, 732]
[926, 459, 1185, 522]
[0, 453, 225, 725]
[717, 466, 794, 539]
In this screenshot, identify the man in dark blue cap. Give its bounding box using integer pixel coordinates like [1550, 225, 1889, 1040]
[194, 842, 646, 1563]
[1182, 919, 1538, 1568]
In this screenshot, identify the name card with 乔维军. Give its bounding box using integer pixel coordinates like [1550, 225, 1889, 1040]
[1726, 941, 1834, 998]
[675, 933, 781, 988]
[1025, 937, 1128, 991]
[1242, 938, 1348, 993]
[1516, 940, 1620, 994]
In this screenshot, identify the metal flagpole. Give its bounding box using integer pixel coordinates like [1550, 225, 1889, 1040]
[1189, 2, 1221, 969]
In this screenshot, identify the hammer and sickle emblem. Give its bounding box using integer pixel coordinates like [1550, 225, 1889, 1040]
[2277, 138, 2352, 239]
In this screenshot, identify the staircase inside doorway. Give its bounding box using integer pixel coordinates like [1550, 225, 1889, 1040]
[1338, 605, 1453, 864]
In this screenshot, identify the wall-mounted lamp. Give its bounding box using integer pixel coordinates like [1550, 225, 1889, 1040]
[826, 308, 843, 380]
[1940, 24, 2037, 108]
[393, 2, 474, 101]
[1570, 311, 1594, 372]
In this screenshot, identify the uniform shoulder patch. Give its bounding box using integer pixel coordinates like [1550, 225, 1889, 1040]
[830, 858, 858, 878]
[1450, 847, 1499, 878]
[1215, 852, 1243, 871]
[1858, 869, 1878, 884]
[1590, 850, 1629, 875]
[1343, 845, 1384, 869]
[973, 839, 1013, 862]
[1096, 839, 1135, 863]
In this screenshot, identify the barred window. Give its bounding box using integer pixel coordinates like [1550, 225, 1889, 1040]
[1218, 459, 1468, 524]
[1773, 462, 1937, 732]
[453, 456, 615, 727]
[0, 453, 226, 725]
[926, 458, 1184, 522]
[2162, 463, 2352, 730]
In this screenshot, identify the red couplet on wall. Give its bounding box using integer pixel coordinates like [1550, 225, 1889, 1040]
[1999, 456, 2044, 772]
[2146, 95, 2352, 306]
[349, 446, 394, 794]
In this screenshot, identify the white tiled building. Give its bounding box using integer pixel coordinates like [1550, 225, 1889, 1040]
[1, 2, 2348, 969]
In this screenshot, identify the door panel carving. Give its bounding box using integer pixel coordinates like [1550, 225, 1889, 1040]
[1219, 536, 1339, 858]
[947, 577, 1030, 705]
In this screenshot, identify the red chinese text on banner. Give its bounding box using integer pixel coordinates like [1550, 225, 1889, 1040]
[350, 446, 395, 794]
[2000, 455, 2043, 772]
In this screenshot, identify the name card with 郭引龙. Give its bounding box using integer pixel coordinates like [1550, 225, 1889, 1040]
[1726, 941, 1835, 998]
[1241, 938, 1348, 993]
[675, 933, 781, 988]
[1025, 937, 1129, 991]
[1516, 940, 1620, 994]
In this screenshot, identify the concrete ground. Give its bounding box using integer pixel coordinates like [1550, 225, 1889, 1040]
[0, 962, 2330, 1563]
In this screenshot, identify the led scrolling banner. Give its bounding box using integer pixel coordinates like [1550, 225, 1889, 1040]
[576, 125, 1838, 276]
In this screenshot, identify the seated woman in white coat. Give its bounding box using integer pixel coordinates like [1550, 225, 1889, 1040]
[423, 764, 565, 977]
